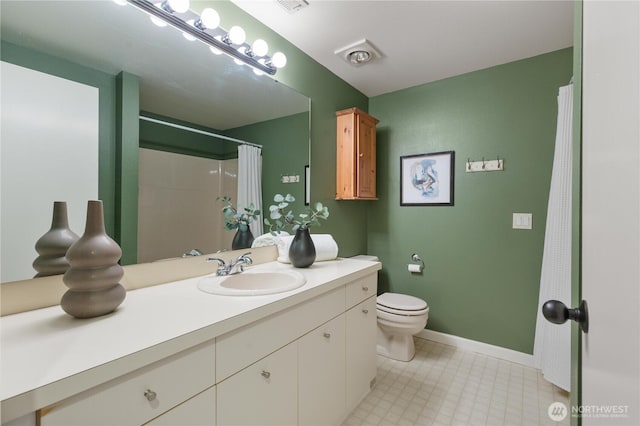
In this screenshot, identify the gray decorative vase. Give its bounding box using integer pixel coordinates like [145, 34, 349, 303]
[289, 227, 316, 268]
[61, 200, 126, 319]
[33, 201, 79, 277]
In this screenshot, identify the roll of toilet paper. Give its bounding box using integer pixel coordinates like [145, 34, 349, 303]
[408, 263, 423, 273]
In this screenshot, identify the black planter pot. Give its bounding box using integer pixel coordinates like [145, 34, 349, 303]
[289, 227, 316, 268]
[232, 228, 254, 250]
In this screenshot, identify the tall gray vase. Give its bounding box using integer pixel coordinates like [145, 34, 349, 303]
[61, 200, 126, 319]
[33, 201, 79, 277]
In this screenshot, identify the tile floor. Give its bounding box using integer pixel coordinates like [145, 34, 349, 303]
[343, 338, 570, 426]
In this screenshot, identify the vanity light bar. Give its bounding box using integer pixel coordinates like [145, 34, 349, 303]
[125, 0, 279, 75]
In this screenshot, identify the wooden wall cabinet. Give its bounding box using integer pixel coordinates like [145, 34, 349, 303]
[336, 107, 379, 200]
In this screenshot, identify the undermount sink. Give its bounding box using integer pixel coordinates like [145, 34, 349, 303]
[197, 269, 306, 296]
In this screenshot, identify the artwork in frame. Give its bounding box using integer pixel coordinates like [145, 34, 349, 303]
[400, 151, 455, 206]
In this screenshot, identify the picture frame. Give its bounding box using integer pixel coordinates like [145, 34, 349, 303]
[400, 151, 455, 206]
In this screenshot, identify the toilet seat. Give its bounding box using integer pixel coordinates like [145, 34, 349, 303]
[377, 292, 428, 316]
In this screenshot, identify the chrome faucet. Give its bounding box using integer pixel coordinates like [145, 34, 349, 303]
[207, 252, 252, 276]
[182, 249, 203, 257]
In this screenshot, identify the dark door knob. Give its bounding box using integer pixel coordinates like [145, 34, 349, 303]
[542, 299, 589, 333]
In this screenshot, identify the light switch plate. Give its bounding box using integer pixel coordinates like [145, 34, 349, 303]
[513, 213, 533, 230]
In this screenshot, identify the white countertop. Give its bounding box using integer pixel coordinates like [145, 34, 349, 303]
[0, 258, 381, 422]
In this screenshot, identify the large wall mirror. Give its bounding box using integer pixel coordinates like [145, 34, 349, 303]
[1, 1, 310, 282]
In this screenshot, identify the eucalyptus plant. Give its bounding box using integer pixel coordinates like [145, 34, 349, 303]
[264, 193, 329, 233]
[217, 196, 261, 232]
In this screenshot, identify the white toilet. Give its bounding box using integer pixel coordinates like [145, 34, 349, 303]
[376, 292, 429, 362]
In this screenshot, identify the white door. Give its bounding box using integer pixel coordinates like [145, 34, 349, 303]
[581, 1, 640, 425]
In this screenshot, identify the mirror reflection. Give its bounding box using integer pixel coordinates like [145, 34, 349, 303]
[0, 0, 310, 282]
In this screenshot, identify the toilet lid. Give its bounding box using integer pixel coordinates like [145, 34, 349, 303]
[377, 292, 427, 311]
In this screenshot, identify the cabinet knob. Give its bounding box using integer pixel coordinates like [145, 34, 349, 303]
[323, 332, 331, 338]
[144, 389, 157, 402]
[362, 309, 369, 314]
[362, 286, 369, 291]
[261, 370, 271, 379]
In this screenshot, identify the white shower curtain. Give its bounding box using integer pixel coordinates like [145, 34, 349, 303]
[237, 144, 263, 237]
[533, 84, 573, 391]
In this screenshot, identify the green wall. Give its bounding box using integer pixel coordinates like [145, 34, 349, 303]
[139, 112, 237, 160]
[368, 48, 573, 354]
[225, 112, 310, 219]
[196, 1, 370, 256]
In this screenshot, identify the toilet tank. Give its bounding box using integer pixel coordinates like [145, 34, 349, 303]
[350, 255, 379, 262]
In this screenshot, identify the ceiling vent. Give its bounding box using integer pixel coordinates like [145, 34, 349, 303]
[334, 39, 382, 67]
[276, 0, 309, 14]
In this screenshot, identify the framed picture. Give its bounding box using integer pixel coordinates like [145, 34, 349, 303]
[400, 151, 455, 206]
[304, 165, 310, 205]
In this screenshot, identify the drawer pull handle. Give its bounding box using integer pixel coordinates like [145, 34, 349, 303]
[261, 370, 271, 379]
[362, 286, 369, 291]
[144, 389, 157, 402]
[323, 332, 331, 338]
[362, 309, 369, 314]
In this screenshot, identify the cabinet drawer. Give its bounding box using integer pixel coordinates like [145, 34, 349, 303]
[345, 274, 377, 309]
[216, 286, 345, 382]
[38, 341, 215, 426]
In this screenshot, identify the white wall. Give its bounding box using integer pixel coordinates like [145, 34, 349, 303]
[0, 62, 99, 283]
[137, 148, 237, 262]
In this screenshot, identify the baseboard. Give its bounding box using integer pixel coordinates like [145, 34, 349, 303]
[416, 329, 535, 368]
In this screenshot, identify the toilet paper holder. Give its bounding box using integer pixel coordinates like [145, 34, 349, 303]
[409, 254, 425, 273]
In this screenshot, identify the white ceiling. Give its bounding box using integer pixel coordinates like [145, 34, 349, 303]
[231, 0, 574, 97]
[1, 0, 573, 129]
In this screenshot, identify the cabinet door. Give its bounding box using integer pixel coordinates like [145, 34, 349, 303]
[356, 114, 377, 198]
[217, 342, 297, 426]
[345, 296, 377, 412]
[145, 386, 215, 426]
[299, 315, 346, 426]
[336, 111, 358, 199]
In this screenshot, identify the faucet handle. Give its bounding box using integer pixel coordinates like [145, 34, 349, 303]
[206, 257, 226, 266]
[237, 252, 253, 264]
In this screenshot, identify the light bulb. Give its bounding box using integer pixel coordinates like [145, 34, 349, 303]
[271, 51, 287, 68]
[227, 26, 246, 45]
[112, 0, 127, 5]
[165, 0, 189, 13]
[199, 8, 220, 29]
[251, 39, 268, 57]
[209, 46, 222, 55]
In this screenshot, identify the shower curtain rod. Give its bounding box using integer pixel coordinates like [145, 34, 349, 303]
[139, 115, 262, 148]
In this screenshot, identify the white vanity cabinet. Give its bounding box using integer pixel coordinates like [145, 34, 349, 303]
[2, 261, 382, 426]
[215, 272, 378, 426]
[37, 341, 215, 426]
[298, 314, 346, 426]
